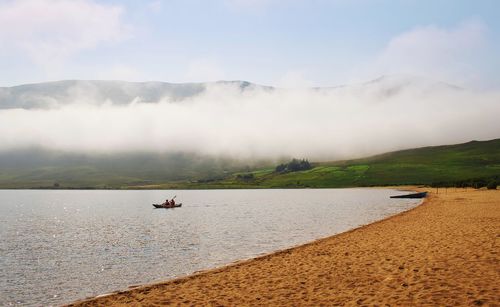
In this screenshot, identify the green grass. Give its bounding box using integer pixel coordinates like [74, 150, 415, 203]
[0, 150, 270, 189]
[1, 139, 499, 189]
[135, 139, 500, 189]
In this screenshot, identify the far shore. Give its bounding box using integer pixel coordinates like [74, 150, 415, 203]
[0, 184, 421, 190]
[68, 187, 499, 306]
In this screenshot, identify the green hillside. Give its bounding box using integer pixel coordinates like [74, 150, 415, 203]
[0, 150, 267, 189]
[1, 139, 498, 189]
[138, 139, 500, 189]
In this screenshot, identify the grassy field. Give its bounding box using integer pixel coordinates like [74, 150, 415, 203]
[0, 151, 265, 189]
[1, 139, 498, 189]
[130, 139, 500, 189]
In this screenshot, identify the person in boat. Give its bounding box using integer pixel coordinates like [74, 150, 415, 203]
[164, 199, 169, 206]
[169, 198, 176, 206]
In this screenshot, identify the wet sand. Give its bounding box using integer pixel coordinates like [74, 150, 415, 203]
[69, 188, 499, 306]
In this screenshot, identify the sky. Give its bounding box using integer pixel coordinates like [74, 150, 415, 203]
[1, 0, 500, 89]
[0, 0, 499, 159]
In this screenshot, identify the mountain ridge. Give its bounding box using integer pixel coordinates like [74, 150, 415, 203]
[0, 75, 461, 109]
[0, 79, 273, 109]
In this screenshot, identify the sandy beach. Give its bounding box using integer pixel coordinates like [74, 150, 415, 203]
[69, 188, 499, 306]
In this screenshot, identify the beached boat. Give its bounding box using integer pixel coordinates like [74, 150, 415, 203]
[152, 203, 182, 209]
[390, 192, 427, 199]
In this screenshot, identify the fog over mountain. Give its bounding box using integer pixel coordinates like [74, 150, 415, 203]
[0, 75, 498, 160]
[0, 80, 270, 109]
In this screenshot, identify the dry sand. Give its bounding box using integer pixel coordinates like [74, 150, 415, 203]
[69, 188, 499, 306]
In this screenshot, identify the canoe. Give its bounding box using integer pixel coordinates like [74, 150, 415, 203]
[390, 192, 427, 199]
[152, 203, 182, 209]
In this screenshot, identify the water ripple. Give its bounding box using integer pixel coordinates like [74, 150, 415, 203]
[0, 188, 419, 306]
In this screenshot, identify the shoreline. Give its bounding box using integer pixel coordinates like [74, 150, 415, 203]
[68, 187, 499, 306]
[0, 185, 420, 190]
[66, 187, 423, 305]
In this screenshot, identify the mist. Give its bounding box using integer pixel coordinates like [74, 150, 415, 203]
[1, 77, 499, 161]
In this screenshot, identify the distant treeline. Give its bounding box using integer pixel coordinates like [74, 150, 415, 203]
[275, 159, 312, 173]
[236, 173, 255, 181]
[430, 175, 498, 190]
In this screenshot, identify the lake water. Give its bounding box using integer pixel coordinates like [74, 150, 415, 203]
[0, 188, 420, 306]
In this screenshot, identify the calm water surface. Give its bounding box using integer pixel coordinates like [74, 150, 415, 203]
[0, 188, 420, 306]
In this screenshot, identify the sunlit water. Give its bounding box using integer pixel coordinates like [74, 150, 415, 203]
[0, 188, 420, 306]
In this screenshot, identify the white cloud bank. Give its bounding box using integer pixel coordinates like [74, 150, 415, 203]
[0, 78, 499, 160]
[0, 0, 128, 73]
[371, 19, 489, 88]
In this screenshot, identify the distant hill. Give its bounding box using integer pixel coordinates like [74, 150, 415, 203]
[0, 80, 272, 109]
[0, 75, 457, 109]
[312, 74, 462, 99]
[0, 139, 498, 189]
[147, 138, 500, 189]
[0, 76, 489, 189]
[0, 149, 269, 189]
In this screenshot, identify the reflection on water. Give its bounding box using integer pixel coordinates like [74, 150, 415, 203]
[0, 188, 419, 306]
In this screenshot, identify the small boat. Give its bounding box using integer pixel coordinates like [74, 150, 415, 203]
[390, 192, 427, 199]
[152, 203, 182, 209]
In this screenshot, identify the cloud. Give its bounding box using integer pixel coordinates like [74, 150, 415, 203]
[0, 0, 129, 74]
[372, 19, 488, 87]
[0, 78, 499, 160]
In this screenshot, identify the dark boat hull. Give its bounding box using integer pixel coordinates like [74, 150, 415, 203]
[153, 203, 182, 209]
[390, 192, 427, 199]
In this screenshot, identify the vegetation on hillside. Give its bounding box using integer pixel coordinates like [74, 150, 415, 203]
[133, 139, 500, 190]
[0, 139, 498, 189]
[0, 149, 271, 189]
[275, 159, 312, 173]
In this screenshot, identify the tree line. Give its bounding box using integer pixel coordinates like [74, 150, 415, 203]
[275, 159, 312, 173]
